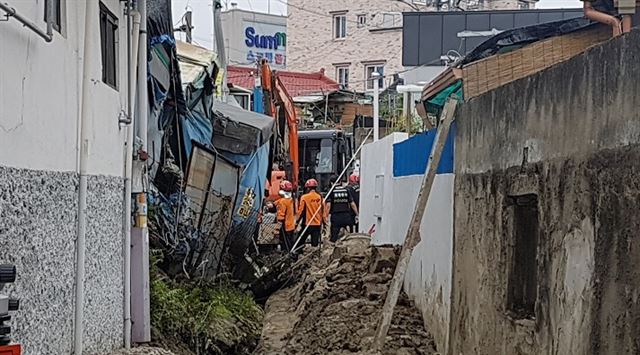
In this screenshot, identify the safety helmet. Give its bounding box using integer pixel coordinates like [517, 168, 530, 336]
[349, 174, 359, 184]
[280, 180, 293, 192]
[304, 178, 319, 188]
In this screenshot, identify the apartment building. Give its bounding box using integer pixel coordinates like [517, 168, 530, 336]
[286, 0, 532, 92]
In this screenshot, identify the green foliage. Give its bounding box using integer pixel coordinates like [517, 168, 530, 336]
[150, 251, 264, 354]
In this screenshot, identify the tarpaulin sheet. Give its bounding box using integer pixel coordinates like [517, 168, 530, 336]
[462, 17, 595, 65]
[181, 112, 214, 159]
[393, 122, 456, 177]
[224, 142, 271, 228]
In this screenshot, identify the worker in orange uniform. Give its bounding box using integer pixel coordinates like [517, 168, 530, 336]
[275, 180, 296, 252]
[296, 178, 325, 253]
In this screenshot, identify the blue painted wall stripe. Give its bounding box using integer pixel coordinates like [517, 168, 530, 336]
[392, 122, 455, 177]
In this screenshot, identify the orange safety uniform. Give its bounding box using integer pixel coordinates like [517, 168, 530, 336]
[275, 197, 296, 232]
[297, 190, 325, 226]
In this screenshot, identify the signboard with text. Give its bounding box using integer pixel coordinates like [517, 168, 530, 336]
[242, 20, 286, 69]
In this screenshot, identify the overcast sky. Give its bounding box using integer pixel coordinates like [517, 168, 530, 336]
[172, 0, 582, 48]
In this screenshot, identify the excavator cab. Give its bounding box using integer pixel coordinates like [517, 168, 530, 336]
[298, 129, 353, 194]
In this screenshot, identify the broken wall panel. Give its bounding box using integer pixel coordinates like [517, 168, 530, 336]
[451, 30, 640, 355]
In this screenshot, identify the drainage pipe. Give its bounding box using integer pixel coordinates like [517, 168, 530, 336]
[0, 1, 54, 42]
[137, 0, 148, 153]
[124, 4, 141, 349]
[74, 1, 98, 353]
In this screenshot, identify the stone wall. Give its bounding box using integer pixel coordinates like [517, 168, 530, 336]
[0, 166, 124, 354]
[451, 31, 640, 354]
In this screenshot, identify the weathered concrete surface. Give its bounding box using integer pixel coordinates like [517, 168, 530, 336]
[451, 30, 640, 355]
[457, 31, 640, 175]
[0, 166, 124, 354]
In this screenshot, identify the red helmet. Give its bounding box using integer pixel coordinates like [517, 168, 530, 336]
[304, 178, 319, 188]
[279, 180, 293, 192]
[349, 174, 359, 184]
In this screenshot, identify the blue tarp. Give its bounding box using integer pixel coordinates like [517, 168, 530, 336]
[181, 112, 213, 159]
[393, 122, 456, 177]
[222, 142, 271, 227]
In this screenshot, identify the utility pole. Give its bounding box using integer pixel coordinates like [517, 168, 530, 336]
[185, 10, 193, 43]
[372, 72, 380, 141]
[213, 0, 228, 102]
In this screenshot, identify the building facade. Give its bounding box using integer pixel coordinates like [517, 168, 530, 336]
[286, 0, 527, 92]
[0, 0, 129, 353]
[220, 7, 287, 68]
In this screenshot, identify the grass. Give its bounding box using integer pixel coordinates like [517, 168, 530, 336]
[150, 251, 264, 354]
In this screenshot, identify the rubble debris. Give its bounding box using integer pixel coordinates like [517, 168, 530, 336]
[254, 236, 437, 355]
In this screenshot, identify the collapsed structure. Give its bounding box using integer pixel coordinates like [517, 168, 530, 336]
[361, 18, 640, 355]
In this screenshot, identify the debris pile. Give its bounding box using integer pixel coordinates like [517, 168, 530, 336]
[255, 235, 437, 355]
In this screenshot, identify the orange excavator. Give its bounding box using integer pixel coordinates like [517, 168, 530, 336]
[259, 59, 299, 200]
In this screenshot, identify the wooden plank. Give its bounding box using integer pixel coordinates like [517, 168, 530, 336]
[371, 97, 458, 351]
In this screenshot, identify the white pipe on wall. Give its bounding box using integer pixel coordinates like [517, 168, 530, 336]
[74, 1, 98, 353]
[124, 5, 141, 349]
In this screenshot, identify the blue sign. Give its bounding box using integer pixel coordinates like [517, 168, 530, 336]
[245, 26, 286, 50]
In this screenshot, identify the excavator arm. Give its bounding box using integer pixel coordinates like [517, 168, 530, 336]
[260, 60, 299, 189]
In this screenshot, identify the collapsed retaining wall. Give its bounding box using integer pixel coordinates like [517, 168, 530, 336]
[452, 30, 640, 354]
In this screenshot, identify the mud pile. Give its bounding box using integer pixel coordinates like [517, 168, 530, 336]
[255, 235, 437, 355]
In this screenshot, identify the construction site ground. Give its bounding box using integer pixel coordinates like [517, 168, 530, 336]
[253, 235, 437, 355]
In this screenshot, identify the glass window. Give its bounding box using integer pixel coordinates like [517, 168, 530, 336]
[44, 0, 62, 33]
[99, 2, 118, 89]
[336, 67, 349, 88]
[333, 14, 347, 39]
[316, 139, 334, 173]
[357, 14, 367, 28]
[365, 65, 384, 90]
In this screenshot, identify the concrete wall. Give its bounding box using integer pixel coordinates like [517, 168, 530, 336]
[220, 9, 287, 68]
[360, 131, 455, 353]
[0, 1, 127, 353]
[451, 31, 640, 355]
[360, 132, 408, 240]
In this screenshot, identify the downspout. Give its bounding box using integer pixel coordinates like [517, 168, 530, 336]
[0, 1, 54, 42]
[74, 1, 98, 353]
[124, 1, 141, 349]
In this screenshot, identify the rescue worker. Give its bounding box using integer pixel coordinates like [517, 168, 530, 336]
[296, 178, 325, 253]
[275, 180, 296, 252]
[346, 173, 360, 232]
[326, 176, 358, 242]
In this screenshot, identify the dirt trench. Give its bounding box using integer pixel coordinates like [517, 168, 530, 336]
[254, 236, 437, 355]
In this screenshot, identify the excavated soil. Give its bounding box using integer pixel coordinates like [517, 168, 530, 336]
[255, 235, 437, 355]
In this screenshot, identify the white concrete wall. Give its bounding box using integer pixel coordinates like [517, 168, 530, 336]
[359, 132, 408, 240]
[0, 0, 128, 177]
[391, 174, 454, 354]
[360, 132, 454, 353]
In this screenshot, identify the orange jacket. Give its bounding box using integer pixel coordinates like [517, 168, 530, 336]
[275, 197, 296, 232]
[297, 191, 325, 226]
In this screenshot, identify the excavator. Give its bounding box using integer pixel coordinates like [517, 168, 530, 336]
[258, 59, 300, 200]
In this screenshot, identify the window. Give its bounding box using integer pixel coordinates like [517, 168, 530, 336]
[365, 64, 384, 90]
[357, 14, 367, 28]
[506, 194, 539, 319]
[316, 139, 334, 173]
[44, 0, 62, 33]
[99, 2, 119, 89]
[336, 66, 349, 88]
[333, 14, 347, 39]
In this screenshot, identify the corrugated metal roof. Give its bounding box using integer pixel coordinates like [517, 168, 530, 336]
[227, 65, 340, 97]
[176, 41, 219, 85]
